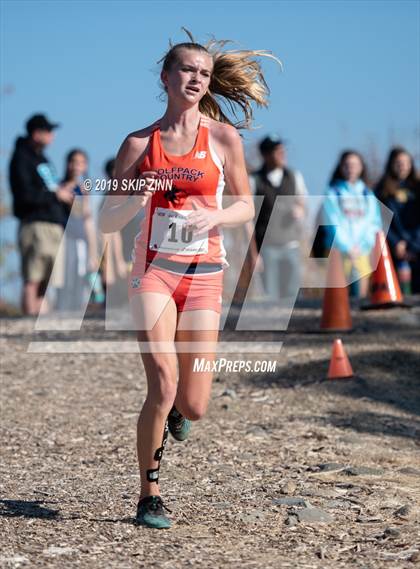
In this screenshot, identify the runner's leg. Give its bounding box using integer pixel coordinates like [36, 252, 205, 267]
[131, 292, 178, 500]
[174, 310, 220, 420]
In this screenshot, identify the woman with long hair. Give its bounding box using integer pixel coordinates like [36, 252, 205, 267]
[98, 158, 128, 301]
[56, 149, 101, 310]
[375, 146, 420, 293]
[322, 150, 382, 297]
[99, 31, 279, 528]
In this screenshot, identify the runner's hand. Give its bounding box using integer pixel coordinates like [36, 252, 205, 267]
[186, 202, 221, 236]
[129, 170, 158, 210]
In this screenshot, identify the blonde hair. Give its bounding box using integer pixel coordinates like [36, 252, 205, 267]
[159, 29, 282, 129]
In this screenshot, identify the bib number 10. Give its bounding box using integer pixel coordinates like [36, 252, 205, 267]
[168, 221, 193, 244]
[149, 207, 208, 255]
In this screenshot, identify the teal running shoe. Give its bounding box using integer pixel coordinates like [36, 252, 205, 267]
[168, 406, 191, 441]
[135, 495, 172, 529]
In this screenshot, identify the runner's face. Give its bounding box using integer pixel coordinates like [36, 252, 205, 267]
[163, 49, 213, 104]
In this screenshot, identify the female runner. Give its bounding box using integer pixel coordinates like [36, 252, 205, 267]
[99, 33, 279, 528]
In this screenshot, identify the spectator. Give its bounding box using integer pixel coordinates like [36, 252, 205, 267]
[107, 156, 144, 268]
[98, 159, 128, 300]
[322, 150, 382, 297]
[56, 149, 103, 311]
[250, 135, 308, 300]
[104, 158, 144, 270]
[375, 147, 420, 293]
[9, 114, 75, 315]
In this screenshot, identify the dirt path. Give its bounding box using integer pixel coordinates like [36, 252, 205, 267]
[1, 300, 419, 568]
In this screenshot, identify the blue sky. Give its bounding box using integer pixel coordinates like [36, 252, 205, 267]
[1, 0, 419, 202]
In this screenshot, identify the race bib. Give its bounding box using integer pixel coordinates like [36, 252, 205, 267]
[149, 208, 208, 255]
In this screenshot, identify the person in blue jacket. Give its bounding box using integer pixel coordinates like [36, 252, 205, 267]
[322, 150, 382, 297]
[375, 147, 420, 294]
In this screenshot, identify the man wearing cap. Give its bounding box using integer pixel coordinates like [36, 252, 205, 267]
[9, 114, 76, 315]
[250, 135, 308, 300]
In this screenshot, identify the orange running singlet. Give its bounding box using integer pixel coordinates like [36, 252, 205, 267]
[131, 114, 228, 271]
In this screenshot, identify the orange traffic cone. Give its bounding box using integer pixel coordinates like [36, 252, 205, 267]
[327, 339, 354, 380]
[364, 231, 405, 309]
[320, 249, 352, 331]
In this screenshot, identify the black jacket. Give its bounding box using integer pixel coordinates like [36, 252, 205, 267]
[376, 184, 420, 255]
[9, 137, 67, 226]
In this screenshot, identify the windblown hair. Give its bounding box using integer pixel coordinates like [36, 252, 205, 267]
[159, 29, 282, 129]
[329, 150, 369, 186]
[375, 146, 418, 198]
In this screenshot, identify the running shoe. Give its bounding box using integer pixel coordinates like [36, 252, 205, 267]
[135, 495, 172, 529]
[168, 405, 191, 441]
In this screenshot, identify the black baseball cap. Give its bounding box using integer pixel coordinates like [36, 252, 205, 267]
[26, 114, 60, 135]
[259, 134, 285, 155]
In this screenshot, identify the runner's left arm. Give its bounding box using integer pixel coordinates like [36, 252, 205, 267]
[186, 126, 254, 235]
[218, 126, 255, 228]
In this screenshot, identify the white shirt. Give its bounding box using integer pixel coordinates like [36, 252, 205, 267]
[248, 168, 308, 196]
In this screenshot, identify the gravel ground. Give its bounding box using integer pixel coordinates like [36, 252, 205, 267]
[1, 298, 419, 568]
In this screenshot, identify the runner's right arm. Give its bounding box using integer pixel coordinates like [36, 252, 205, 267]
[98, 134, 156, 234]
